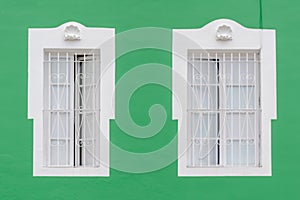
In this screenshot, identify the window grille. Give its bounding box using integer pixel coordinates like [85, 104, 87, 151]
[187, 50, 260, 167]
[43, 50, 101, 168]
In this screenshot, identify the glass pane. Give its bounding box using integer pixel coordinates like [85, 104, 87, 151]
[201, 113, 218, 138]
[225, 86, 255, 109]
[50, 112, 70, 138]
[201, 60, 218, 84]
[50, 139, 70, 166]
[225, 54, 255, 85]
[50, 85, 69, 109]
[225, 113, 255, 138]
[225, 112, 257, 166]
[50, 57, 69, 84]
[190, 112, 219, 167]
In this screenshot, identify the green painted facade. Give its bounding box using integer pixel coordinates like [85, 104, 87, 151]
[0, 0, 298, 199]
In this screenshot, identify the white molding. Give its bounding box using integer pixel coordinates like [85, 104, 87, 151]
[28, 21, 115, 176]
[172, 19, 276, 176]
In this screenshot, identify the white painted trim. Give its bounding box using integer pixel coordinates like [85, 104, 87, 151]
[172, 19, 276, 176]
[28, 22, 115, 176]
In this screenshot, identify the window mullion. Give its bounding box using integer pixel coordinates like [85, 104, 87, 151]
[47, 52, 51, 167]
[246, 52, 249, 167]
[199, 52, 202, 167]
[69, 53, 75, 167]
[215, 53, 219, 166]
[92, 53, 95, 167]
[79, 55, 83, 166]
[66, 52, 69, 166]
[191, 52, 194, 167]
[74, 53, 79, 167]
[254, 52, 259, 167]
[238, 52, 241, 166]
[83, 53, 86, 167]
[219, 53, 226, 167]
[57, 52, 60, 166]
[207, 52, 210, 167]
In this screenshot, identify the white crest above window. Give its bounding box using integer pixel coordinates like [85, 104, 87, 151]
[64, 24, 81, 41]
[216, 24, 232, 41]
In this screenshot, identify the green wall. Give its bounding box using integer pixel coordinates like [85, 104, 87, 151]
[0, 0, 298, 199]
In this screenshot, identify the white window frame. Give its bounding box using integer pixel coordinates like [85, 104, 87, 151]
[172, 19, 276, 176]
[28, 22, 115, 176]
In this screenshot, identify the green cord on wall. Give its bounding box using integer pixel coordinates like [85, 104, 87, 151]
[259, 0, 263, 29]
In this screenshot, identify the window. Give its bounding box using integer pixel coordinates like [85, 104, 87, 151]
[188, 51, 260, 167]
[44, 50, 101, 167]
[173, 19, 276, 176]
[28, 22, 115, 176]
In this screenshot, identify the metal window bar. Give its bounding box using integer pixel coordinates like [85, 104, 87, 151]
[43, 50, 101, 168]
[187, 50, 261, 168]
